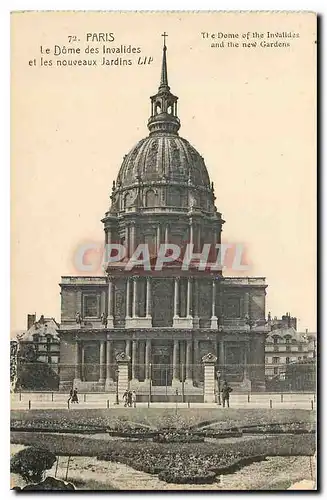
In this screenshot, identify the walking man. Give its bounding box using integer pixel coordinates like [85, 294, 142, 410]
[132, 390, 137, 408]
[68, 388, 73, 405]
[72, 388, 79, 404]
[221, 380, 232, 408]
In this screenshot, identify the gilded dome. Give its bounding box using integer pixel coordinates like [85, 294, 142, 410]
[116, 135, 211, 189]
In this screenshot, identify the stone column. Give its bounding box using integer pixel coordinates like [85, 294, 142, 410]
[193, 339, 200, 383]
[130, 223, 136, 256]
[126, 278, 131, 318]
[210, 279, 218, 329]
[81, 343, 85, 381]
[185, 340, 193, 384]
[125, 339, 131, 358]
[156, 225, 161, 252]
[116, 352, 130, 400]
[145, 339, 151, 380]
[132, 340, 138, 381]
[173, 277, 180, 319]
[197, 225, 201, 252]
[107, 277, 114, 328]
[202, 353, 217, 403]
[99, 340, 105, 382]
[186, 278, 192, 318]
[146, 277, 151, 318]
[132, 278, 138, 318]
[189, 220, 194, 245]
[243, 342, 250, 381]
[244, 291, 250, 317]
[165, 225, 169, 244]
[172, 339, 180, 383]
[219, 340, 225, 370]
[193, 279, 200, 328]
[125, 226, 129, 258]
[74, 340, 81, 380]
[106, 228, 111, 246]
[105, 339, 113, 386]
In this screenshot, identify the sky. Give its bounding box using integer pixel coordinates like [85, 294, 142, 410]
[11, 11, 316, 334]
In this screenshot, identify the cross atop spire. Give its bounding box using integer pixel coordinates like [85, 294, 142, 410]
[159, 32, 169, 90]
[161, 31, 168, 47]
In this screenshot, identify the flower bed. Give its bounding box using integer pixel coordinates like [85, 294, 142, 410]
[158, 468, 217, 484]
[153, 432, 204, 443]
[11, 408, 315, 432]
[241, 422, 315, 434]
[12, 430, 316, 484]
[193, 429, 243, 439]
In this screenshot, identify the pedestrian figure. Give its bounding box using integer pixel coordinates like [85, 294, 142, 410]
[132, 390, 136, 408]
[72, 388, 79, 404]
[127, 390, 132, 408]
[221, 380, 232, 408]
[68, 388, 73, 404]
[123, 390, 128, 407]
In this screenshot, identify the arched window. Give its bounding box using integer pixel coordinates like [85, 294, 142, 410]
[123, 192, 132, 209]
[155, 102, 161, 115]
[145, 189, 157, 207]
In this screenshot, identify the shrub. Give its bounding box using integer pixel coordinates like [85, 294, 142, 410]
[19, 477, 76, 490]
[10, 447, 57, 482]
[17, 362, 59, 391]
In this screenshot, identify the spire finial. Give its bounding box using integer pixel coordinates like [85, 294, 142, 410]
[159, 32, 169, 89]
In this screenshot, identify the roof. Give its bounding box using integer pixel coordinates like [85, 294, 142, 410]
[20, 317, 60, 342]
[266, 326, 311, 343]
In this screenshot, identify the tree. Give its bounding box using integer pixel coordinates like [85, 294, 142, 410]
[11, 447, 57, 483]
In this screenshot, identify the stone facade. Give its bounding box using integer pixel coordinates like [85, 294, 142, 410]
[58, 39, 269, 395]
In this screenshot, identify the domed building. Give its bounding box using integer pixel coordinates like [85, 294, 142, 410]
[58, 38, 269, 397]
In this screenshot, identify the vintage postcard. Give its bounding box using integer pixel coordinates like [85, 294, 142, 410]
[10, 11, 317, 491]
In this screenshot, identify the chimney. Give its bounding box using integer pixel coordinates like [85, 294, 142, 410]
[27, 313, 36, 330]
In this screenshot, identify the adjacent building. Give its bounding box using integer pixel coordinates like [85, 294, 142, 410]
[18, 314, 60, 368]
[265, 312, 316, 380]
[58, 39, 269, 396]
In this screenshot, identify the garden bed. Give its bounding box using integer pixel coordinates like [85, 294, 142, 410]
[11, 430, 315, 484]
[11, 408, 315, 432]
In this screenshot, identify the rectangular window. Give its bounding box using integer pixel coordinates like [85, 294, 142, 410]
[226, 297, 240, 318]
[272, 357, 280, 364]
[286, 357, 290, 364]
[273, 367, 278, 375]
[273, 345, 279, 352]
[83, 294, 100, 318]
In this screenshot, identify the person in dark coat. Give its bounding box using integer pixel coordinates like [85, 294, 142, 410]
[221, 380, 232, 408]
[71, 388, 79, 404]
[127, 390, 132, 408]
[68, 388, 73, 403]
